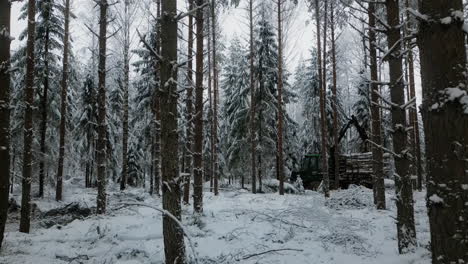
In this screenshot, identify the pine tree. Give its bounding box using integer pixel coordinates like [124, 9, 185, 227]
[221, 37, 250, 186]
[193, 0, 205, 213]
[368, 1, 385, 210]
[296, 52, 320, 154]
[385, 0, 416, 252]
[0, 0, 11, 249]
[352, 69, 371, 152]
[56, 0, 71, 201]
[20, 0, 37, 233]
[417, 0, 468, 262]
[96, 0, 109, 214]
[255, 5, 280, 192]
[160, 0, 186, 261]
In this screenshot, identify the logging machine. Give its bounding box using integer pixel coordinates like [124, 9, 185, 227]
[291, 115, 374, 190]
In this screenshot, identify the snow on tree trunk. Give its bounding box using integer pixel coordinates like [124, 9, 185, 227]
[56, 0, 71, 202]
[385, 0, 416, 253]
[20, 0, 36, 233]
[193, 0, 205, 213]
[96, 0, 108, 215]
[38, 13, 50, 199]
[368, 2, 386, 210]
[183, 0, 194, 204]
[160, 0, 186, 262]
[417, 0, 468, 262]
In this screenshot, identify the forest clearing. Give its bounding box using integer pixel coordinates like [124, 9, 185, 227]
[1, 181, 430, 264]
[0, 0, 467, 263]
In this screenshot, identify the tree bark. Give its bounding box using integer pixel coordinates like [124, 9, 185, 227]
[404, 0, 423, 191]
[56, 0, 71, 201]
[276, 0, 285, 195]
[160, 0, 186, 262]
[417, 0, 468, 262]
[330, 0, 340, 191]
[39, 20, 51, 198]
[211, 0, 219, 196]
[183, 0, 194, 204]
[20, 0, 36, 233]
[207, 13, 213, 192]
[153, 0, 162, 197]
[193, 0, 205, 214]
[96, 0, 108, 215]
[120, 0, 131, 191]
[317, 0, 329, 198]
[0, 0, 11, 248]
[368, 2, 386, 210]
[385, 0, 416, 253]
[249, 0, 257, 194]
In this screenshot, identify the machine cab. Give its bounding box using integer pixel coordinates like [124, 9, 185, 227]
[291, 154, 323, 189]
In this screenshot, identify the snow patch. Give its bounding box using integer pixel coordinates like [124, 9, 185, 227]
[429, 194, 444, 204]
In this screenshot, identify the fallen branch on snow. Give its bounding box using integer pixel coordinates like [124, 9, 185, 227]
[240, 248, 304, 260]
[114, 202, 199, 264]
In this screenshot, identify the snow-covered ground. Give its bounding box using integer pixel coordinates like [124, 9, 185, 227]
[1, 182, 431, 264]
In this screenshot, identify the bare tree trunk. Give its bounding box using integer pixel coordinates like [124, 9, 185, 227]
[56, 0, 71, 201]
[183, 0, 194, 204]
[385, 0, 416, 253]
[276, 0, 285, 195]
[330, 0, 340, 191]
[367, 2, 386, 210]
[207, 13, 213, 193]
[20, 0, 36, 233]
[211, 0, 219, 196]
[120, 0, 131, 191]
[417, 0, 468, 262]
[0, 0, 11, 248]
[317, 0, 329, 198]
[404, 0, 423, 191]
[160, 0, 186, 262]
[249, 0, 257, 194]
[96, 0, 108, 215]
[153, 0, 161, 197]
[193, 0, 205, 213]
[39, 25, 50, 198]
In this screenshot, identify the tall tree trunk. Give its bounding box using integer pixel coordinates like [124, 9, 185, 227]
[20, 0, 36, 233]
[257, 68, 263, 193]
[417, 0, 468, 262]
[385, 0, 416, 253]
[160, 0, 186, 262]
[153, 0, 162, 197]
[193, 0, 205, 213]
[39, 25, 50, 198]
[56, 0, 71, 201]
[183, 0, 194, 204]
[318, 0, 329, 198]
[211, 0, 219, 196]
[120, 0, 131, 191]
[405, 0, 423, 191]
[368, 2, 386, 210]
[276, 0, 285, 195]
[96, 0, 108, 215]
[0, 0, 11, 248]
[249, 0, 257, 194]
[207, 13, 213, 192]
[330, 0, 340, 191]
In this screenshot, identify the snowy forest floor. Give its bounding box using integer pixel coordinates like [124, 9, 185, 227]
[1, 181, 431, 264]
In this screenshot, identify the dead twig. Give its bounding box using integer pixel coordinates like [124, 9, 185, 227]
[240, 248, 304, 260]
